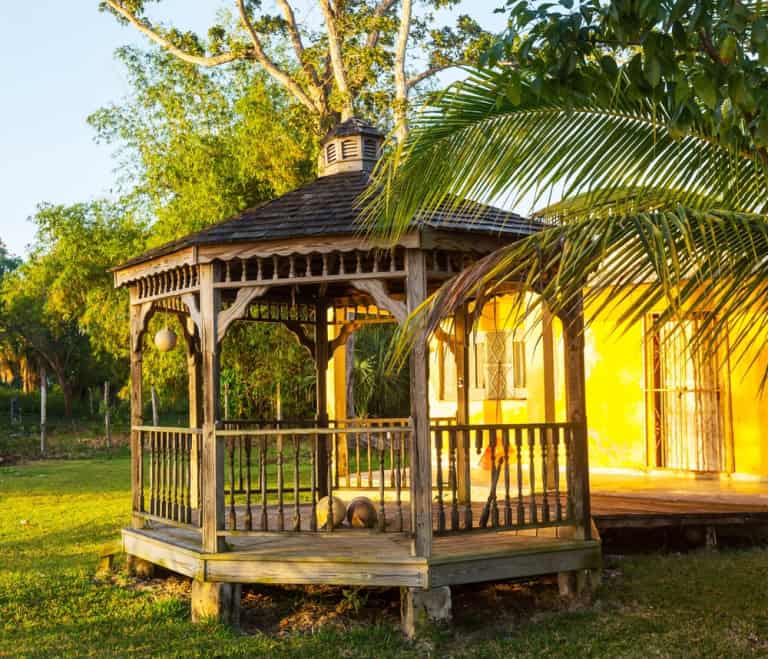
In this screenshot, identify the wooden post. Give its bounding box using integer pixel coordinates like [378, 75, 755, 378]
[184, 316, 202, 509]
[559, 290, 591, 541]
[129, 288, 144, 528]
[406, 249, 432, 558]
[104, 381, 112, 448]
[200, 263, 225, 553]
[315, 299, 329, 496]
[454, 304, 470, 503]
[542, 305, 557, 488]
[39, 363, 46, 455]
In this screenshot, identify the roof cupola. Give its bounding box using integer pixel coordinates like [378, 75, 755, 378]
[318, 117, 384, 177]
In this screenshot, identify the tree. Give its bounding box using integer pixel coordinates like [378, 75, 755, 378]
[99, 0, 493, 137]
[0, 202, 145, 415]
[89, 47, 316, 246]
[368, 0, 768, 376]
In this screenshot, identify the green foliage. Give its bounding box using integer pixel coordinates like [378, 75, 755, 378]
[99, 0, 494, 129]
[220, 322, 315, 420]
[369, 1, 768, 379]
[88, 47, 315, 246]
[352, 325, 410, 418]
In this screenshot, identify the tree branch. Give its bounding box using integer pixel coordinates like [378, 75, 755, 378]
[276, 0, 322, 91]
[237, 0, 321, 114]
[406, 61, 465, 90]
[104, 0, 243, 67]
[366, 0, 398, 50]
[394, 0, 412, 142]
[318, 0, 354, 120]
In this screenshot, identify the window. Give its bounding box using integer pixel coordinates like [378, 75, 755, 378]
[485, 331, 527, 400]
[645, 314, 730, 472]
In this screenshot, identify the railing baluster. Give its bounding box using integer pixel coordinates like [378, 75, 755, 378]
[503, 428, 512, 528]
[528, 427, 538, 524]
[367, 429, 373, 486]
[491, 433, 500, 528]
[449, 428, 459, 531]
[378, 434, 386, 532]
[395, 430, 403, 532]
[463, 429, 473, 530]
[238, 434, 244, 494]
[260, 436, 268, 531]
[389, 433, 395, 488]
[355, 430, 361, 488]
[149, 431, 157, 516]
[326, 436, 334, 532]
[228, 437, 237, 530]
[160, 431, 167, 519]
[553, 426, 562, 521]
[245, 435, 253, 531]
[174, 431, 181, 521]
[277, 434, 285, 531]
[435, 427, 445, 533]
[293, 434, 301, 531]
[310, 432, 318, 532]
[184, 433, 192, 523]
[541, 426, 550, 523]
[515, 427, 525, 525]
[564, 426, 575, 521]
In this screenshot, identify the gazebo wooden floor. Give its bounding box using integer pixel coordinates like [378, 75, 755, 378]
[124, 497, 600, 589]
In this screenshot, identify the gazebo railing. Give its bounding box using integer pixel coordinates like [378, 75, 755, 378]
[430, 422, 590, 536]
[134, 426, 203, 529]
[216, 425, 412, 534]
[130, 420, 590, 541]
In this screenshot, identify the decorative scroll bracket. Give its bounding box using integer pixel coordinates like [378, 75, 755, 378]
[131, 301, 155, 353]
[180, 293, 203, 338]
[217, 286, 269, 343]
[350, 279, 407, 325]
[281, 320, 316, 357]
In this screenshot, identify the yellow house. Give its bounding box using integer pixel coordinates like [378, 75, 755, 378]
[328, 290, 768, 483]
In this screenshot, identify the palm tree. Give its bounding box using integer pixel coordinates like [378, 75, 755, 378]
[364, 64, 768, 377]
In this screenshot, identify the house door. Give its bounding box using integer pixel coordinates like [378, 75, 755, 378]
[646, 316, 730, 472]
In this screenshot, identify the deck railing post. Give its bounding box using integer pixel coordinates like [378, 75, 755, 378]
[559, 288, 592, 541]
[315, 299, 329, 497]
[129, 286, 145, 528]
[200, 263, 225, 553]
[406, 249, 432, 558]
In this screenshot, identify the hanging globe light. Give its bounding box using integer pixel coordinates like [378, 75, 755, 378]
[154, 327, 177, 352]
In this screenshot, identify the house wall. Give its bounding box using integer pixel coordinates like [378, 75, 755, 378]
[326, 289, 768, 478]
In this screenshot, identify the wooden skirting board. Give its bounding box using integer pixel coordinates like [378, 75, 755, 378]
[121, 526, 600, 589]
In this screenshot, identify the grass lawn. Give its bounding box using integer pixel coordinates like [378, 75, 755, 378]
[1, 454, 768, 657]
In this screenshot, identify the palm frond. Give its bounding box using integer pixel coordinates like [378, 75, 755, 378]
[362, 68, 768, 242]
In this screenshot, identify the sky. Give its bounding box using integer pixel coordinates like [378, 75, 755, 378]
[0, 1, 507, 259]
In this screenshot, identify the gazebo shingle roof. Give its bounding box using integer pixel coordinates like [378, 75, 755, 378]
[116, 170, 541, 270]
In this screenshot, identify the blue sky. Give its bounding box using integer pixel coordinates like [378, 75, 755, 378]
[0, 2, 505, 258]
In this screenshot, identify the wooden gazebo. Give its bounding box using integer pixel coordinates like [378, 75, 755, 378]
[112, 118, 600, 636]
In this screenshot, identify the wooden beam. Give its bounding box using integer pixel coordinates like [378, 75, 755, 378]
[542, 306, 556, 423]
[129, 286, 145, 528]
[559, 290, 591, 541]
[113, 246, 197, 287]
[180, 317, 202, 510]
[406, 249, 432, 558]
[315, 299, 330, 496]
[199, 263, 225, 553]
[350, 279, 407, 325]
[454, 305, 470, 504]
[217, 285, 268, 343]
